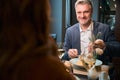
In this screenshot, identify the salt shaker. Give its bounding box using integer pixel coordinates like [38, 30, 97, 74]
[88, 66, 99, 80]
[99, 72, 109, 80]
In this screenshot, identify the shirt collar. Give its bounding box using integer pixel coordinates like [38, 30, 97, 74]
[79, 21, 93, 32]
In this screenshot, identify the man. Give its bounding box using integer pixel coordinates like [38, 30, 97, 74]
[62, 0, 117, 64]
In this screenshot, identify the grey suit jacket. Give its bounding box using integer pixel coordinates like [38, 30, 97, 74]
[62, 21, 114, 61]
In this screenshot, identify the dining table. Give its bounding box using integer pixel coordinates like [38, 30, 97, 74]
[72, 63, 91, 80]
[64, 58, 110, 80]
[58, 49, 110, 80]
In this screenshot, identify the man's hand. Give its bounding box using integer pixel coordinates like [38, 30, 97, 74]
[68, 49, 78, 58]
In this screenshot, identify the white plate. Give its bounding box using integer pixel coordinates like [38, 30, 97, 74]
[70, 58, 79, 65]
[70, 58, 102, 69]
[95, 59, 103, 66]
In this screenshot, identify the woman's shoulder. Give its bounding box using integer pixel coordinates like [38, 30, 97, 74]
[14, 55, 76, 80]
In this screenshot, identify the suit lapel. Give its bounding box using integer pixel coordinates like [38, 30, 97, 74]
[75, 24, 81, 54]
[93, 21, 99, 36]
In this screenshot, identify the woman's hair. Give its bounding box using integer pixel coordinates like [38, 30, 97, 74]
[0, 0, 58, 73]
[0, 0, 50, 47]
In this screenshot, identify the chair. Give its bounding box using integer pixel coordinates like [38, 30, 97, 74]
[112, 57, 120, 80]
[50, 34, 57, 42]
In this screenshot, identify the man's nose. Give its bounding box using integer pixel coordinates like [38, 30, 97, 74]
[81, 13, 85, 18]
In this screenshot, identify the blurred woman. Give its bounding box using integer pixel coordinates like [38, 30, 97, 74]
[0, 0, 75, 80]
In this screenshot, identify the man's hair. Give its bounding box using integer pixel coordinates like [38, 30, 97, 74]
[75, 0, 93, 10]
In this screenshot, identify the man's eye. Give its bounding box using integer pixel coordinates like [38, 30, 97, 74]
[77, 12, 81, 14]
[84, 11, 90, 13]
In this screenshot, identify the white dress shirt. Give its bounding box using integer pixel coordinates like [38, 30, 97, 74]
[80, 21, 93, 55]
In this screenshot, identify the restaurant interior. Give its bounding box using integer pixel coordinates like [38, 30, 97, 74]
[50, 0, 116, 43]
[50, 0, 120, 80]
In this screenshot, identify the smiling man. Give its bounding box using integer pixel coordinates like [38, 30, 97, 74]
[61, 0, 116, 63]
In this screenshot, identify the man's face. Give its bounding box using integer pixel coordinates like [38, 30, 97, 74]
[75, 3, 92, 26]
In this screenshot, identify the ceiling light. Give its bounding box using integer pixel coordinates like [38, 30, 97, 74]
[114, 4, 117, 8]
[100, 6, 102, 9]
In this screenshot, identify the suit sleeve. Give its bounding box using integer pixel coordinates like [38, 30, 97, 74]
[61, 28, 72, 60]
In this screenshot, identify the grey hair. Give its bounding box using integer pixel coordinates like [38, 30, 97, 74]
[75, 0, 93, 10]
